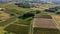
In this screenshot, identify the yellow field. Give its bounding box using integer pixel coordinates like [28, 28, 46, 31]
[0, 11, 10, 22]
[53, 15, 60, 24]
[0, 27, 4, 34]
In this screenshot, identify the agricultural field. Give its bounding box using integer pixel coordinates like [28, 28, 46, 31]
[53, 15, 60, 24]
[0, 2, 60, 34]
[33, 28, 60, 34]
[33, 14, 60, 34]
[0, 2, 33, 34]
[4, 24, 30, 34]
[0, 11, 10, 22]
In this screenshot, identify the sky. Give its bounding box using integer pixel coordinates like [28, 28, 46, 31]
[0, 0, 60, 1]
[30, 0, 60, 1]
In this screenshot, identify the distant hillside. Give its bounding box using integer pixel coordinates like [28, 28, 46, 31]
[52, 1, 60, 4]
[0, 0, 60, 4]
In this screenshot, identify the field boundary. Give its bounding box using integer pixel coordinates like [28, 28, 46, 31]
[50, 15, 60, 30]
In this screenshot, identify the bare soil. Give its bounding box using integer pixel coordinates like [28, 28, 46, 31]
[33, 18, 57, 29]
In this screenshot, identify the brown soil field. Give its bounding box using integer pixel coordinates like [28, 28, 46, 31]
[33, 18, 57, 29]
[33, 18, 60, 34]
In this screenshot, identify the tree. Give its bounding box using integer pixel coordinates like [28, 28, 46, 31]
[18, 12, 35, 19]
[30, 10, 41, 14]
[10, 13, 15, 16]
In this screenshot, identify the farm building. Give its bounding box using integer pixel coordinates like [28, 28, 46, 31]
[33, 14, 60, 34]
[56, 12, 60, 14]
[0, 8, 6, 11]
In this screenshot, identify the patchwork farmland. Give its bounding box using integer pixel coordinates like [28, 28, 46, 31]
[0, 2, 60, 34]
[0, 3, 32, 34]
[33, 15, 60, 34]
[4, 24, 30, 34]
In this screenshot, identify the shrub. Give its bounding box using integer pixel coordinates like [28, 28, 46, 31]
[30, 10, 41, 14]
[35, 10, 41, 14]
[18, 12, 34, 19]
[56, 12, 60, 14]
[10, 13, 15, 16]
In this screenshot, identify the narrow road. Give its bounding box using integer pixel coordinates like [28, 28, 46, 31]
[13, 23, 28, 27]
[29, 19, 34, 34]
[4, 20, 16, 28]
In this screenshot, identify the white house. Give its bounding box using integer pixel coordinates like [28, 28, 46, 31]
[0, 8, 6, 11]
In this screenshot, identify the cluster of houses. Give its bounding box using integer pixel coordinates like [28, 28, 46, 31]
[45, 6, 60, 14]
[0, 8, 6, 11]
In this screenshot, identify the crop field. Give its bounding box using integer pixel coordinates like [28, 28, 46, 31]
[33, 18, 57, 29]
[48, 12, 60, 30]
[35, 14, 52, 19]
[53, 15, 60, 24]
[0, 11, 10, 22]
[0, 17, 16, 26]
[15, 17, 33, 25]
[0, 3, 33, 34]
[33, 28, 60, 34]
[4, 24, 30, 34]
[0, 2, 59, 34]
[33, 14, 60, 34]
[33, 11, 60, 34]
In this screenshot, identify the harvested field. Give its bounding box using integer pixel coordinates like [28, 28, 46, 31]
[4, 24, 30, 34]
[0, 12, 10, 22]
[33, 18, 57, 29]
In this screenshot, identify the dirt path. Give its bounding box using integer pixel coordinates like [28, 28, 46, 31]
[28, 20, 34, 34]
[4, 19, 17, 28]
[13, 23, 28, 27]
[0, 17, 16, 34]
